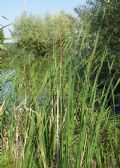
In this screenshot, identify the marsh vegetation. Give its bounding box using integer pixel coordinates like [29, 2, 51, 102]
[0, 1, 120, 168]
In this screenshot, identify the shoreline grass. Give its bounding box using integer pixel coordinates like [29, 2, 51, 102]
[1, 15, 120, 168]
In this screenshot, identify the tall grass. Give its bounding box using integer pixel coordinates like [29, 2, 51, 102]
[1, 23, 120, 168]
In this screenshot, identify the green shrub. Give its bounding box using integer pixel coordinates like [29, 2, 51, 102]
[14, 12, 77, 57]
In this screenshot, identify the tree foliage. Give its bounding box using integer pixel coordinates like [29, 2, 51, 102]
[14, 12, 77, 56]
[75, 0, 120, 54]
[90, 1, 120, 53]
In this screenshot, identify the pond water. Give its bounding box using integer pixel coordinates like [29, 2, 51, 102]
[0, 70, 15, 102]
[0, 69, 47, 110]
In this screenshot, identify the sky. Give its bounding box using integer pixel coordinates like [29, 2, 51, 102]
[0, 0, 86, 38]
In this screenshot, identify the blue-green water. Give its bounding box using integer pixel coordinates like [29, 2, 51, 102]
[0, 69, 47, 109]
[0, 70, 15, 103]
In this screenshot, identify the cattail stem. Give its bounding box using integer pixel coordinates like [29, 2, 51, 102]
[56, 87, 60, 168]
[60, 32, 63, 65]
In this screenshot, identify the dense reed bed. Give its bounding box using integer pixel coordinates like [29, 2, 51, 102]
[1, 21, 120, 168]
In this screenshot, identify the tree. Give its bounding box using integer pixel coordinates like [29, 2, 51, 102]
[75, 0, 120, 54]
[89, 0, 120, 53]
[13, 12, 77, 57]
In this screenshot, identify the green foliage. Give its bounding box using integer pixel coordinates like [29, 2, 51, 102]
[75, 1, 120, 112]
[1, 7, 120, 168]
[1, 21, 120, 167]
[90, 1, 120, 54]
[89, 0, 120, 111]
[14, 12, 77, 56]
[75, 1, 120, 56]
[0, 28, 4, 43]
